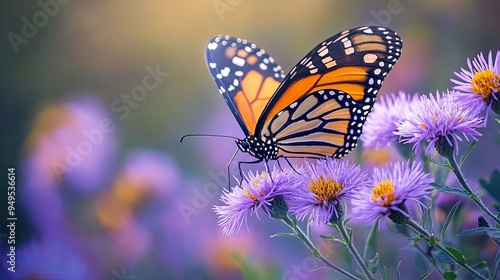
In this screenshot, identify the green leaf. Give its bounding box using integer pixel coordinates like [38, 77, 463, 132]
[433, 250, 455, 264]
[381, 266, 389, 280]
[368, 253, 379, 274]
[472, 260, 488, 268]
[429, 235, 436, 246]
[445, 246, 467, 265]
[270, 232, 296, 238]
[458, 227, 500, 238]
[417, 269, 435, 280]
[459, 141, 476, 167]
[428, 157, 453, 169]
[319, 235, 346, 245]
[431, 183, 470, 197]
[396, 261, 402, 280]
[443, 271, 457, 280]
[493, 249, 500, 280]
[313, 248, 320, 258]
[479, 169, 500, 204]
[289, 215, 298, 228]
[363, 216, 380, 259]
[409, 234, 425, 242]
[427, 206, 433, 231]
[440, 201, 461, 240]
[419, 203, 432, 231]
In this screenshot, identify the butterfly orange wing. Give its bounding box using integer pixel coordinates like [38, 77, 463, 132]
[205, 35, 285, 136]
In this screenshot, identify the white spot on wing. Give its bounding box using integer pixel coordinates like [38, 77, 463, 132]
[363, 53, 377, 63]
[232, 56, 245, 67]
[220, 67, 230, 77]
[207, 42, 218, 50]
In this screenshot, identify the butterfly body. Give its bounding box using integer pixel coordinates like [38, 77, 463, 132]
[236, 136, 278, 160]
[205, 26, 402, 163]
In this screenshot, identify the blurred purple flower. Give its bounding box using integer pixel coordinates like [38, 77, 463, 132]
[20, 158, 75, 240]
[288, 158, 367, 225]
[361, 91, 418, 149]
[94, 150, 179, 263]
[351, 161, 433, 225]
[451, 50, 500, 118]
[61, 96, 117, 192]
[395, 91, 483, 155]
[214, 169, 300, 236]
[22, 95, 117, 193]
[120, 150, 180, 197]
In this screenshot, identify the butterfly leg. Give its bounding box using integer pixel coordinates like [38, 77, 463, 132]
[264, 160, 275, 183]
[276, 158, 284, 172]
[282, 157, 301, 175]
[237, 158, 263, 188]
[226, 148, 240, 190]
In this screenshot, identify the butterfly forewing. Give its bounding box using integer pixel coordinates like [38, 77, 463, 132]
[256, 26, 402, 159]
[205, 35, 286, 136]
[256, 26, 403, 136]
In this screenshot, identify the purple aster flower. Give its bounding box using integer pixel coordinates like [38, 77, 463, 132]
[213, 168, 301, 236]
[288, 157, 368, 225]
[361, 91, 418, 149]
[395, 91, 483, 156]
[451, 50, 500, 118]
[351, 161, 433, 225]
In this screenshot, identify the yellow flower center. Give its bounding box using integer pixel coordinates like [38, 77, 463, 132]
[471, 69, 500, 102]
[244, 174, 267, 201]
[371, 179, 395, 207]
[309, 175, 343, 203]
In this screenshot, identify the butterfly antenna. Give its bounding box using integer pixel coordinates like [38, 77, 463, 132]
[180, 133, 240, 143]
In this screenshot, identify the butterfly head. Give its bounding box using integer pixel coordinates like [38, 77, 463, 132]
[236, 136, 279, 160]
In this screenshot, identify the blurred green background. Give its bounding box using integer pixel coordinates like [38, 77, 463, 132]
[1, 0, 500, 279]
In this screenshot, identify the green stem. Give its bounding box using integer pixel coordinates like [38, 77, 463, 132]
[281, 216, 361, 280]
[406, 218, 488, 280]
[445, 153, 500, 225]
[333, 222, 375, 280]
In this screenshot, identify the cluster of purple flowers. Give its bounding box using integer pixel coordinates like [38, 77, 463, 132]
[362, 50, 499, 155]
[214, 49, 499, 236]
[214, 158, 433, 235]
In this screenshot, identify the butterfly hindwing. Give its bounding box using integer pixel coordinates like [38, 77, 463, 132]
[205, 35, 286, 136]
[256, 26, 402, 141]
[260, 89, 364, 158]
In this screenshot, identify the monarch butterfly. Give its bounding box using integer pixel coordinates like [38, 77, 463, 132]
[201, 26, 402, 178]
